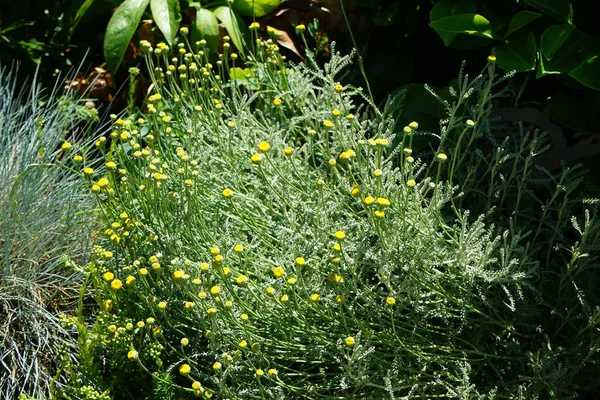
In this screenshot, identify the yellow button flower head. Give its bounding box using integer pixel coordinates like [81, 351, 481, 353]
[334, 231, 346, 241]
[317, 179, 325, 186]
[234, 244, 244, 253]
[350, 185, 360, 196]
[179, 364, 191, 376]
[466, 119, 475, 127]
[61, 142, 72, 150]
[236, 275, 248, 285]
[280, 294, 289, 302]
[240, 313, 249, 321]
[192, 381, 202, 390]
[222, 188, 233, 198]
[207, 307, 216, 316]
[181, 337, 189, 346]
[437, 153, 448, 162]
[273, 266, 285, 278]
[152, 262, 161, 270]
[284, 146, 294, 156]
[173, 270, 184, 279]
[273, 98, 282, 106]
[266, 287, 275, 295]
[332, 109, 341, 116]
[407, 179, 416, 187]
[328, 158, 336, 166]
[238, 340, 248, 348]
[251, 153, 262, 164]
[287, 277, 297, 285]
[210, 285, 220, 295]
[268, 368, 278, 376]
[73, 155, 83, 162]
[375, 210, 385, 218]
[250, 22, 260, 29]
[257, 141, 271, 153]
[256, 369, 264, 376]
[158, 301, 167, 309]
[386, 297, 396, 305]
[104, 300, 112, 309]
[373, 169, 383, 177]
[213, 361, 222, 370]
[311, 293, 320, 301]
[185, 301, 194, 309]
[210, 247, 220, 256]
[376, 197, 391, 207]
[363, 196, 375, 205]
[295, 24, 305, 33]
[487, 55, 496, 63]
[127, 350, 138, 360]
[83, 167, 94, 176]
[409, 121, 419, 129]
[103, 272, 115, 281]
[332, 243, 341, 252]
[323, 120, 334, 128]
[111, 279, 123, 290]
[295, 257, 306, 266]
[345, 336, 355, 346]
[126, 275, 136, 285]
[140, 268, 148, 275]
[335, 83, 343, 93]
[336, 294, 344, 303]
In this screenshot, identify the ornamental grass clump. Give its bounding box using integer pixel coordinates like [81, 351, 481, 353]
[66, 33, 599, 399]
[0, 65, 99, 399]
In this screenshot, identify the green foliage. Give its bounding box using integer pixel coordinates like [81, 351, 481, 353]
[0, 66, 98, 399]
[62, 35, 599, 398]
[429, 0, 600, 89]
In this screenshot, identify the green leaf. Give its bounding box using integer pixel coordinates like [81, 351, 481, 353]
[536, 50, 560, 78]
[230, 0, 281, 18]
[495, 32, 537, 72]
[150, 0, 181, 46]
[429, 14, 495, 40]
[70, 0, 96, 38]
[104, 0, 150, 74]
[429, 0, 476, 46]
[541, 24, 574, 60]
[504, 11, 542, 38]
[192, 8, 219, 55]
[523, 0, 573, 24]
[213, 6, 250, 54]
[569, 54, 600, 90]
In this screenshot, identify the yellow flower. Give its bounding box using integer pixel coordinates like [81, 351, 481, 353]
[487, 55, 496, 62]
[332, 243, 341, 252]
[127, 350, 138, 360]
[335, 84, 343, 92]
[240, 313, 249, 321]
[437, 153, 448, 162]
[287, 277, 297, 285]
[236, 275, 248, 285]
[311, 293, 320, 301]
[185, 301, 194, 309]
[152, 262, 161, 270]
[205, 391, 213, 398]
[250, 22, 260, 29]
[207, 308, 216, 316]
[146, 317, 155, 324]
[317, 179, 325, 186]
[409, 121, 419, 129]
[334, 231, 345, 240]
[350, 185, 360, 196]
[126, 275, 136, 285]
[403, 126, 412, 134]
[238, 340, 247, 348]
[227, 121, 235, 128]
[137, 321, 145, 328]
[213, 361, 222, 370]
[173, 270, 184, 279]
[162, 115, 171, 122]
[234, 244, 244, 253]
[273, 266, 285, 278]
[61, 142, 72, 150]
[179, 364, 191, 375]
[280, 294, 289, 302]
[125, 323, 133, 330]
[336, 294, 344, 303]
[295, 257, 306, 266]
[363, 196, 374, 205]
[332, 109, 341, 116]
[466, 119, 475, 127]
[72, 155, 83, 162]
[104, 300, 112, 309]
[345, 336, 355, 346]
[222, 188, 233, 198]
[221, 265, 229, 274]
[210, 247, 220, 255]
[407, 179, 416, 187]
[323, 120, 334, 128]
[108, 324, 117, 333]
[97, 177, 109, 187]
[225, 300, 233, 307]
[83, 167, 94, 176]
[257, 141, 271, 153]
[181, 337, 189, 346]
[273, 98, 282, 106]
[139, 268, 148, 275]
[158, 301, 167, 309]
[268, 368, 278, 376]
[251, 153, 262, 164]
[295, 24, 305, 33]
[266, 287, 275, 295]
[111, 279, 123, 290]
[284, 146, 294, 156]
[103, 272, 115, 281]
[199, 291, 207, 299]
[373, 169, 383, 177]
[210, 285, 221, 295]
[375, 210, 385, 218]
[256, 369, 264, 376]
[376, 197, 391, 207]
[192, 381, 202, 390]
[386, 297, 396, 305]
[200, 262, 209, 271]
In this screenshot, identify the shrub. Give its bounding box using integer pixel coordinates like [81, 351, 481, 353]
[0, 66, 98, 399]
[66, 37, 599, 399]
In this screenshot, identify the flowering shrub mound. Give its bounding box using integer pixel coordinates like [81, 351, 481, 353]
[62, 35, 600, 400]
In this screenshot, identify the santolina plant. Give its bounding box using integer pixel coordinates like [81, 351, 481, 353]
[59, 29, 599, 399]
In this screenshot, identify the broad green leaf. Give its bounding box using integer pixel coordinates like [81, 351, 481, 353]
[541, 24, 574, 59]
[213, 6, 250, 54]
[540, 25, 600, 73]
[429, 0, 476, 46]
[192, 8, 219, 55]
[429, 14, 494, 40]
[523, 0, 573, 24]
[536, 50, 560, 78]
[496, 32, 537, 72]
[70, 0, 96, 38]
[150, 0, 181, 46]
[569, 54, 600, 90]
[104, 0, 150, 73]
[504, 11, 542, 38]
[230, 0, 281, 18]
